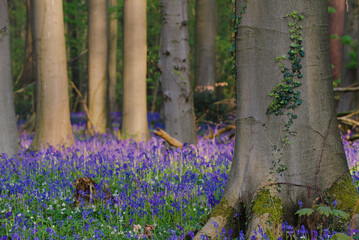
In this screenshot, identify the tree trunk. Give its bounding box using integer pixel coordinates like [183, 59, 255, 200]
[121, 0, 150, 142]
[194, 0, 216, 93]
[337, 5, 359, 113]
[87, 0, 112, 134]
[0, 0, 20, 156]
[159, 0, 197, 144]
[19, 0, 35, 86]
[328, 0, 344, 82]
[195, 1, 358, 238]
[30, 0, 74, 149]
[108, 0, 118, 113]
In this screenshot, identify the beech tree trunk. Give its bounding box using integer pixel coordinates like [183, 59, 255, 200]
[108, 0, 118, 113]
[195, 1, 357, 238]
[121, 0, 150, 142]
[0, 0, 20, 157]
[87, 0, 112, 134]
[194, 0, 216, 93]
[30, 0, 74, 149]
[159, 0, 197, 144]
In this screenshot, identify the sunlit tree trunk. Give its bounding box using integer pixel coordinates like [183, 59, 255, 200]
[0, 0, 20, 156]
[108, 0, 118, 113]
[159, 0, 197, 144]
[194, 0, 216, 93]
[195, 1, 357, 238]
[30, 0, 74, 149]
[87, 0, 112, 134]
[121, 0, 150, 142]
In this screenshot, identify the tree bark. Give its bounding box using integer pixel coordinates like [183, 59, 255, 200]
[0, 0, 20, 157]
[194, 0, 216, 93]
[159, 0, 197, 144]
[30, 0, 74, 149]
[328, 0, 344, 82]
[87, 0, 112, 134]
[108, 0, 118, 113]
[19, 0, 35, 87]
[195, 1, 357, 238]
[337, 5, 359, 113]
[121, 0, 150, 142]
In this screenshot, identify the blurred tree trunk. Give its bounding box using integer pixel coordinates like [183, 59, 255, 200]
[337, 4, 359, 113]
[87, 0, 112, 134]
[30, 0, 74, 149]
[108, 0, 118, 113]
[0, 0, 20, 156]
[19, 0, 35, 87]
[328, 0, 344, 82]
[121, 0, 150, 142]
[65, 0, 82, 113]
[159, 0, 197, 144]
[195, 1, 357, 238]
[194, 0, 216, 93]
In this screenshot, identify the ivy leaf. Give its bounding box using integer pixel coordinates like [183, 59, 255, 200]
[328, 6, 337, 13]
[316, 206, 332, 217]
[295, 208, 314, 217]
[331, 209, 348, 219]
[330, 233, 351, 240]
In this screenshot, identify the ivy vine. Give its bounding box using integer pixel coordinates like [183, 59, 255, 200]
[266, 11, 305, 139]
[230, 0, 250, 82]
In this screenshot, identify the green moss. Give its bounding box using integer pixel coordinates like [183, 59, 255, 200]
[202, 198, 237, 224]
[252, 189, 283, 226]
[328, 174, 359, 212]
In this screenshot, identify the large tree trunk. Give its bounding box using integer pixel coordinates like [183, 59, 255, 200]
[87, 0, 112, 134]
[108, 0, 118, 113]
[30, 0, 74, 149]
[0, 0, 20, 156]
[159, 0, 197, 144]
[195, 1, 357, 239]
[194, 0, 216, 93]
[121, 0, 150, 142]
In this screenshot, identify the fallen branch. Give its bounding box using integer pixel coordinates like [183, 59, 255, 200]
[153, 128, 183, 149]
[67, 49, 88, 65]
[333, 86, 359, 92]
[69, 80, 95, 133]
[205, 125, 235, 139]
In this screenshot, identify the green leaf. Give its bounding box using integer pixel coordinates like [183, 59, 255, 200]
[332, 209, 349, 219]
[295, 208, 314, 217]
[330, 34, 340, 40]
[316, 206, 332, 217]
[328, 6, 337, 13]
[341, 35, 352, 45]
[330, 233, 351, 240]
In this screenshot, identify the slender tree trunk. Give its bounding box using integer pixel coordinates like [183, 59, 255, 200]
[87, 0, 112, 134]
[121, 0, 150, 142]
[328, 0, 344, 82]
[195, 1, 357, 238]
[108, 0, 118, 113]
[159, 0, 197, 144]
[19, 0, 35, 86]
[337, 5, 359, 113]
[30, 0, 74, 149]
[0, 0, 20, 157]
[194, 0, 216, 93]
